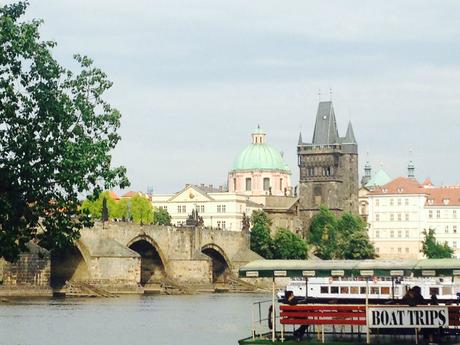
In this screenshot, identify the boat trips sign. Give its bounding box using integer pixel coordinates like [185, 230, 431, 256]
[368, 307, 449, 328]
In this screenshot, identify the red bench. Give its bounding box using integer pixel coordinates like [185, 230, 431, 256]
[280, 305, 366, 326]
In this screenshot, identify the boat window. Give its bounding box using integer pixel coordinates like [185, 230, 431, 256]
[381, 287, 390, 295]
[340, 287, 349, 294]
[370, 287, 379, 295]
[360, 287, 366, 294]
[430, 287, 440, 296]
[331, 286, 339, 294]
[320, 286, 329, 294]
[442, 287, 452, 295]
[350, 287, 359, 294]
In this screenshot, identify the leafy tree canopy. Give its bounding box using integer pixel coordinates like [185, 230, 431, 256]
[272, 228, 308, 260]
[250, 211, 307, 260]
[0, 2, 129, 261]
[153, 208, 171, 226]
[421, 229, 454, 259]
[308, 206, 376, 260]
[129, 195, 154, 225]
[81, 191, 118, 220]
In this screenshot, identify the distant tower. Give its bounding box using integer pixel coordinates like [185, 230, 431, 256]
[147, 186, 154, 196]
[408, 160, 415, 179]
[361, 160, 372, 187]
[297, 101, 359, 235]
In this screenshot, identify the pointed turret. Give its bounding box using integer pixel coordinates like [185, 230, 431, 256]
[298, 132, 303, 145]
[312, 101, 339, 145]
[343, 122, 357, 144]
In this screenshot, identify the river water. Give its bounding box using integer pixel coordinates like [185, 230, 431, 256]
[0, 293, 269, 345]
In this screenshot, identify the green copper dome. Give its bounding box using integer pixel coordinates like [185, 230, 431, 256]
[366, 169, 391, 188]
[232, 127, 290, 173]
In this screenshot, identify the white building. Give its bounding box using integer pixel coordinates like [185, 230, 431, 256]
[367, 176, 460, 259]
[151, 184, 262, 230]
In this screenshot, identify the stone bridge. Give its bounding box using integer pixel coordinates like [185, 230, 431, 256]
[51, 222, 260, 293]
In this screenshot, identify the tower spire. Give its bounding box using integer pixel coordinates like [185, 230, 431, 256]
[408, 150, 415, 179]
[298, 132, 303, 145]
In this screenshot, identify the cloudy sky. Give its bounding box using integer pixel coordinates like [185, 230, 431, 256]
[21, 1, 460, 193]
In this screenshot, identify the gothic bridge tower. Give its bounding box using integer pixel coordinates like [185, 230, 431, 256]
[297, 101, 359, 234]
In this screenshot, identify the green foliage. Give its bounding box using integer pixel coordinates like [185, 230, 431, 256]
[250, 211, 308, 260]
[0, 2, 129, 261]
[250, 211, 274, 259]
[421, 229, 454, 259]
[81, 191, 118, 220]
[129, 195, 154, 225]
[308, 206, 376, 260]
[272, 228, 308, 260]
[153, 208, 171, 226]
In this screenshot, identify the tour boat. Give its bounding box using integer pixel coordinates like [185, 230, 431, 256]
[277, 276, 460, 303]
[237, 259, 460, 344]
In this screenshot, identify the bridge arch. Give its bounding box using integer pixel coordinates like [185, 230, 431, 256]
[50, 240, 90, 288]
[201, 243, 232, 283]
[127, 235, 168, 286]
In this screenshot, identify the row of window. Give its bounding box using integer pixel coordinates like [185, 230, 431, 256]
[429, 210, 457, 219]
[159, 205, 227, 214]
[375, 230, 410, 239]
[375, 247, 411, 254]
[375, 198, 410, 207]
[320, 286, 391, 295]
[375, 213, 410, 222]
[242, 177, 284, 192]
[305, 166, 333, 177]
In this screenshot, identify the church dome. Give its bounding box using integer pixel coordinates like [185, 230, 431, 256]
[231, 127, 290, 173]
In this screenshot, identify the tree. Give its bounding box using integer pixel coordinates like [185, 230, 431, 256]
[101, 197, 109, 222]
[128, 195, 154, 225]
[272, 228, 308, 259]
[421, 229, 454, 259]
[153, 208, 171, 226]
[0, 2, 129, 261]
[81, 191, 118, 220]
[250, 210, 273, 259]
[308, 206, 376, 260]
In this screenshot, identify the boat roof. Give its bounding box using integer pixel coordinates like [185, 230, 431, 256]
[239, 259, 460, 278]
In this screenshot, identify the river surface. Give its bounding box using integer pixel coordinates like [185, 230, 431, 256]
[0, 293, 270, 345]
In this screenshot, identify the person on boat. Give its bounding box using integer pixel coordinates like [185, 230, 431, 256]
[412, 286, 425, 305]
[283, 291, 308, 341]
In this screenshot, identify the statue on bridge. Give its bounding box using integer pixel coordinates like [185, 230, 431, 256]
[185, 209, 204, 227]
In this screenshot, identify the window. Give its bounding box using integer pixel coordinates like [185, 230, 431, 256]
[217, 221, 221, 229]
[360, 287, 367, 294]
[222, 205, 226, 213]
[324, 167, 332, 176]
[405, 199, 409, 206]
[446, 225, 449, 234]
[221, 221, 226, 229]
[390, 199, 394, 206]
[160, 206, 168, 211]
[381, 287, 390, 295]
[398, 247, 402, 253]
[437, 210, 441, 219]
[320, 286, 329, 294]
[376, 247, 380, 254]
[398, 199, 401, 206]
[375, 199, 380, 206]
[430, 287, 440, 296]
[350, 287, 359, 294]
[454, 241, 457, 249]
[370, 287, 379, 295]
[390, 214, 394, 221]
[454, 225, 457, 234]
[233, 178, 237, 191]
[376, 214, 380, 221]
[375, 230, 380, 238]
[340, 287, 349, 294]
[263, 178, 270, 191]
[405, 214, 409, 221]
[182, 205, 186, 213]
[199, 205, 205, 213]
[177, 205, 182, 213]
[280, 178, 283, 191]
[307, 167, 315, 177]
[398, 214, 402, 221]
[331, 287, 339, 294]
[429, 210, 433, 219]
[245, 178, 252, 191]
[398, 230, 402, 238]
[390, 230, 394, 238]
[405, 247, 410, 253]
[217, 205, 226, 213]
[454, 210, 457, 218]
[405, 230, 409, 238]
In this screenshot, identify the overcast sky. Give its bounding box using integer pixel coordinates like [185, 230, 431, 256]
[20, 1, 460, 193]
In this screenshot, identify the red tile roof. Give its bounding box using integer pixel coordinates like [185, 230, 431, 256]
[108, 191, 120, 201]
[122, 191, 141, 198]
[369, 177, 460, 206]
[369, 177, 425, 195]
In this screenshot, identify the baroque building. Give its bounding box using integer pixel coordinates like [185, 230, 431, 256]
[297, 101, 359, 232]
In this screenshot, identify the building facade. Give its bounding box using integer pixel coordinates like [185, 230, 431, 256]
[297, 101, 359, 233]
[228, 126, 292, 205]
[367, 176, 460, 259]
[151, 184, 262, 231]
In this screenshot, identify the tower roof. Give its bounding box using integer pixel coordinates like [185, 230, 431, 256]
[366, 169, 392, 188]
[342, 122, 357, 144]
[312, 101, 339, 145]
